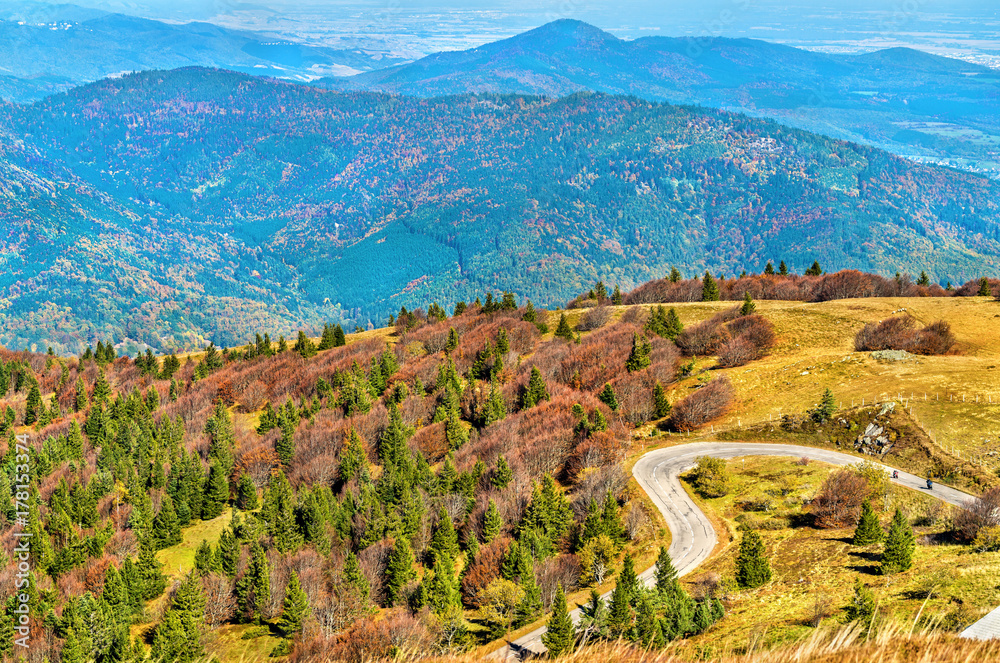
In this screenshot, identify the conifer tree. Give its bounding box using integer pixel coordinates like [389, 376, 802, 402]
[805, 260, 823, 276]
[483, 499, 503, 543]
[810, 388, 837, 423]
[669, 266, 682, 283]
[152, 495, 182, 549]
[779, 260, 789, 276]
[554, 314, 574, 340]
[664, 307, 683, 340]
[735, 529, 771, 588]
[612, 285, 623, 305]
[385, 536, 416, 605]
[606, 581, 633, 638]
[338, 429, 369, 483]
[74, 377, 88, 412]
[634, 594, 661, 647]
[653, 381, 671, 419]
[332, 324, 347, 347]
[194, 540, 214, 575]
[521, 366, 550, 409]
[293, 330, 316, 358]
[425, 556, 461, 615]
[846, 577, 876, 626]
[137, 539, 167, 599]
[579, 499, 604, 547]
[482, 378, 507, 427]
[217, 528, 239, 578]
[597, 383, 619, 412]
[276, 571, 310, 636]
[618, 555, 639, 603]
[61, 627, 84, 663]
[235, 473, 258, 511]
[739, 291, 756, 316]
[275, 419, 296, 468]
[492, 454, 513, 490]
[24, 383, 41, 425]
[917, 271, 930, 286]
[602, 491, 627, 545]
[344, 551, 370, 598]
[429, 508, 460, 567]
[625, 333, 652, 372]
[701, 271, 720, 301]
[522, 300, 536, 322]
[201, 461, 230, 520]
[444, 327, 459, 353]
[764, 261, 775, 275]
[880, 508, 915, 574]
[852, 499, 883, 546]
[979, 277, 993, 297]
[236, 543, 270, 622]
[655, 546, 682, 599]
[542, 584, 575, 657]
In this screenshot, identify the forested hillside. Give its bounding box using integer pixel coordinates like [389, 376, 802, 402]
[0, 292, 713, 661]
[4, 67, 1000, 353]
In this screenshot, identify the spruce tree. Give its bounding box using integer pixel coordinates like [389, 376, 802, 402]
[739, 291, 756, 316]
[492, 455, 513, 490]
[634, 594, 660, 647]
[653, 381, 671, 418]
[344, 551, 370, 598]
[201, 461, 230, 520]
[522, 300, 536, 322]
[880, 508, 915, 574]
[275, 419, 296, 468]
[276, 571, 310, 636]
[193, 539, 214, 575]
[541, 583, 575, 657]
[217, 528, 239, 577]
[618, 555, 639, 603]
[810, 388, 837, 423]
[597, 383, 619, 412]
[917, 271, 930, 286]
[669, 266, 681, 283]
[61, 627, 84, 663]
[846, 577, 876, 626]
[482, 378, 507, 427]
[74, 377, 88, 412]
[612, 285, 623, 305]
[293, 330, 316, 358]
[425, 556, 461, 615]
[385, 536, 416, 606]
[137, 539, 167, 599]
[554, 313, 574, 340]
[701, 271, 720, 302]
[852, 499, 884, 546]
[482, 499, 503, 543]
[779, 260, 789, 276]
[429, 508, 460, 567]
[236, 543, 270, 622]
[606, 581, 633, 638]
[152, 495, 182, 549]
[579, 499, 604, 547]
[664, 307, 683, 340]
[24, 383, 41, 425]
[521, 366, 550, 409]
[625, 333, 652, 372]
[735, 529, 772, 589]
[805, 260, 822, 276]
[235, 473, 259, 511]
[979, 277, 992, 297]
[764, 261, 775, 275]
[655, 546, 683, 599]
[602, 491, 626, 545]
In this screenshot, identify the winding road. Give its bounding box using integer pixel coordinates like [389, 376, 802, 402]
[496, 442, 977, 659]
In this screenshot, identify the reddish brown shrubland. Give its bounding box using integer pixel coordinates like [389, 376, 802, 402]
[668, 377, 734, 432]
[460, 537, 510, 607]
[854, 317, 956, 355]
[811, 470, 869, 528]
[954, 487, 1000, 542]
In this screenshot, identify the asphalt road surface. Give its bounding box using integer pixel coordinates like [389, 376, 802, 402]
[494, 442, 975, 660]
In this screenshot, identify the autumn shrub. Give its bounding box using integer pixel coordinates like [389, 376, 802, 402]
[675, 317, 730, 356]
[811, 470, 869, 528]
[854, 317, 956, 355]
[577, 305, 612, 331]
[954, 487, 1000, 542]
[667, 377, 734, 432]
[460, 537, 509, 607]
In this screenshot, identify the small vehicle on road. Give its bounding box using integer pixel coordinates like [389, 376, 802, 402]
[926, 479, 933, 489]
[892, 470, 899, 479]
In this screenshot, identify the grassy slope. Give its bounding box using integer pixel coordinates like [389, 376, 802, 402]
[673, 456, 998, 655]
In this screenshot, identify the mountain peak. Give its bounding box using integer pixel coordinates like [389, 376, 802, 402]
[510, 19, 619, 47]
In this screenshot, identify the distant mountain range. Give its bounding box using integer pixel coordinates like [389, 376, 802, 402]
[320, 20, 1000, 177]
[0, 1, 407, 102]
[2, 68, 999, 354]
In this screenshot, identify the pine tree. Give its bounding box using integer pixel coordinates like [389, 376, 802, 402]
[522, 300, 536, 323]
[217, 528, 239, 578]
[853, 499, 884, 546]
[275, 418, 296, 468]
[655, 546, 683, 599]
[917, 271, 930, 286]
[701, 271, 720, 302]
[385, 536, 416, 605]
[521, 366, 550, 409]
[61, 627, 85, 663]
[194, 540, 214, 575]
[764, 261, 775, 275]
[338, 429, 369, 483]
[444, 327, 459, 353]
[618, 555, 639, 603]
[74, 377, 88, 412]
[293, 330, 316, 358]
[482, 378, 507, 427]
[579, 499, 604, 547]
[739, 291, 756, 316]
[541, 583, 575, 657]
[669, 266, 681, 283]
[634, 594, 660, 647]
[778, 260, 789, 275]
[653, 381, 671, 418]
[597, 383, 619, 412]
[276, 571, 310, 636]
[612, 285, 623, 305]
[236, 543, 270, 622]
[625, 333, 652, 372]
[735, 529, 772, 588]
[554, 314, 574, 340]
[805, 260, 823, 276]
[425, 556, 461, 615]
[880, 508, 915, 574]
[483, 499, 503, 543]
